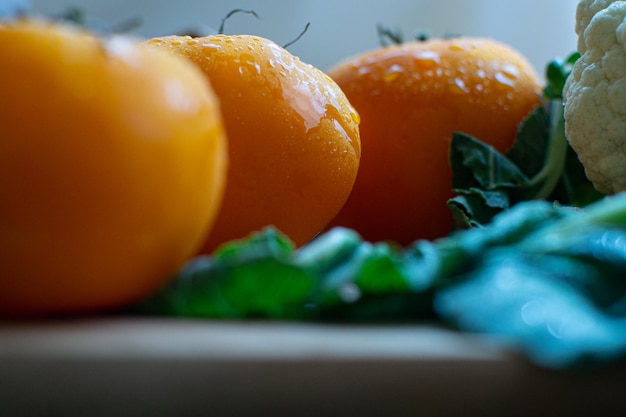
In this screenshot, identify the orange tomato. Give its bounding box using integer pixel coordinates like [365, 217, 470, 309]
[144, 34, 361, 252]
[327, 37, 542, 244]
[0, 20, 228, 316]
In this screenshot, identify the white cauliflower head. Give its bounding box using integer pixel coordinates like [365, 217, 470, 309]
[564, 0, 626, 194]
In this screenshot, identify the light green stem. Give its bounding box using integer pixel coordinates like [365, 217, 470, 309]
[524, 99, 568, 199]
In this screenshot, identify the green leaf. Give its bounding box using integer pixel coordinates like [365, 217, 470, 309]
[314, 241, 436, 322]
[450, 132, 529, 190]
[293, 227, 363, 275]
[356, 244, 411, 293]
[556, 146, 606, 207]
[448, 192, 509, 229]
[506, 103, 552, 178]
[434, 250, 626, 369]
[436, 194, 626, 369]
[213, 226, 295, 263]
[448, 132, 530, 227]
[136, 228, 315, 319]
[441, 200, 570, 262]
[543, 52, 580, 99]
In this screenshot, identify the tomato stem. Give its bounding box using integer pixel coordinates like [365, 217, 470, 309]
[283, 22, 311, 49]
[218, 9, 259, 35]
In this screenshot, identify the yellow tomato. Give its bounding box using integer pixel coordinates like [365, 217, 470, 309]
[0, 20, 228, 316]
[145, 34, 361, 252]
[327, 37, 542, 244]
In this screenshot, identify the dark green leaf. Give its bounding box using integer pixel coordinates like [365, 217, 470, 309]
[448, 131, 532, 227]
[440, 200, 568, 265]
[543, 52, 580, 99]
[555, 146, 605, 207]
[434, 251, 626, 369]
[450, 132, 528, 190]
[448, 192, 509, 229]
[436, 194, 626, 369]
[506, 104, 551, 178]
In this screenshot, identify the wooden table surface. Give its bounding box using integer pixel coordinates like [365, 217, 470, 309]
[1, 317, 625, 417]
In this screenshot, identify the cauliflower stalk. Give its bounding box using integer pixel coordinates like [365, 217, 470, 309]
[564, 0, 626, 194]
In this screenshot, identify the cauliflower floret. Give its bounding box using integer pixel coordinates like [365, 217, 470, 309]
[564, 0, 626, 194]
[575, 0, 620, 52]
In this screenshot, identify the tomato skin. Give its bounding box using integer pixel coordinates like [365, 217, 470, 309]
[146, 34, 361, 252]
[327, 38, 542, 244]
[0, 20, 228, 316]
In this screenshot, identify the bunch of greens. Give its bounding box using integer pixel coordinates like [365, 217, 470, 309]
[448, 52, 604, 228]
[134, 54, 626, 370]
[136, 193, 626, 369]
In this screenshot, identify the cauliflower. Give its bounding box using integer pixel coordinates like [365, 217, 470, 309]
[563, 0, 626, 194]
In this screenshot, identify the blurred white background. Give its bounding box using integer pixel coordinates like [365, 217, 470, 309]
[32, 0, 579, 79]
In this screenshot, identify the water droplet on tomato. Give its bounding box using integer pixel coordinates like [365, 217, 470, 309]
[494, 72, 516, 88]
[449, 78, 469, 94]
[383, 64, 403, 83]
[413, 51, 440, 68]
[202, 43, 221, 50]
